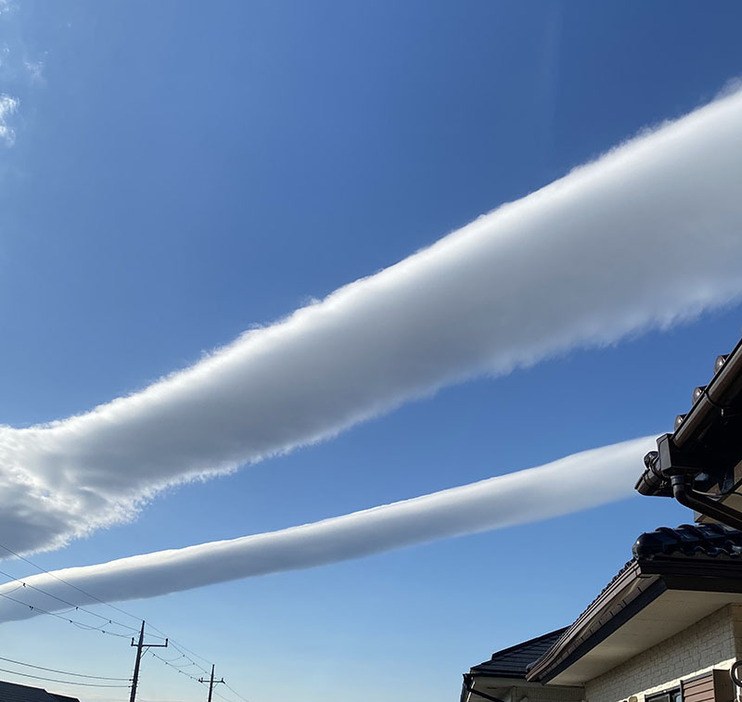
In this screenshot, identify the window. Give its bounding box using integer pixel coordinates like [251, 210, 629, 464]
[647, 688, 682, 702]
[646, 669, 733, 702]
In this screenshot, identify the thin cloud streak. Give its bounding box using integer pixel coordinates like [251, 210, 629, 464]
[0, 94, 18, 146]
[0, 436, 654, 620]
[1, 91, 741, 553]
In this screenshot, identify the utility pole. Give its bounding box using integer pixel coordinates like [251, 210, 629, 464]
[199, 664, 225, 702]
[129, 621, 168, 702]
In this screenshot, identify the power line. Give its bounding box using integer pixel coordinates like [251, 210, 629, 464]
[216, 687, 253, 702]
[0, 541, 252, 702]
[0, 541, 146, 630]
[0, 599, 249, 702]
[149, 650, 200, 682]
[0, 590, 132, 638]
[148, 626, 213, 673]
[0, 549, 148, 642]
[146, 649, 252, 702]
[0, 541, 214, 664]
[0, 594, 251, 702]
[144, 628, 213, 677]
[0, 561, 141, 634]
[0, 666, 130, 688]
[149, 653, 198, 669]
[0, 654, 129, 681]
[164, 645, 210, 675]
[225, 681, 253, 702]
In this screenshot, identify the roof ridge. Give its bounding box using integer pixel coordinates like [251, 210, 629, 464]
[633, 523, 742, 560]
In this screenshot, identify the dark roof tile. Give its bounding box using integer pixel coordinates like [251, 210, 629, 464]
[633, 523, 742, 560]
[527, 524, 742, 684]
[471, 628, 568, 679]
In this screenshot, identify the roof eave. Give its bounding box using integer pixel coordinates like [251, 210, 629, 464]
[526, 560, 652, 683]
[528, 557, 742, 685]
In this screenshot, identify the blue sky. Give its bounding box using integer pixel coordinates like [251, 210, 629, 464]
[1, 2, 742, 702]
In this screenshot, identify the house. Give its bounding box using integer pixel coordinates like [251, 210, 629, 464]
[463, 337, 742, 702]
[461, 628, 582, 702]
[462, 523, 742, 702]
[0, 679, 81, 702]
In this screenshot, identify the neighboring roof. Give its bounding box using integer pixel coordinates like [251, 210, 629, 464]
[470, 628, 568, 680]
[0, 680, 81, 702]
[527, 524, 742, 686]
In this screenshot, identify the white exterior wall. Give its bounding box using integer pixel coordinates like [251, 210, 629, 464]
[584, 605, 742, 702]
[471, 678, 583, 702]
[508, 684, 584, 702]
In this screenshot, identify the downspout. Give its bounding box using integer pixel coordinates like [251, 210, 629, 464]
[636, 337, 742, 530]
[671, 474, 742, 531]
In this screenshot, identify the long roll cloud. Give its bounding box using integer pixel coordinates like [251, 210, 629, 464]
[1, 91, 741, 553]
[0, 437, 654, 620]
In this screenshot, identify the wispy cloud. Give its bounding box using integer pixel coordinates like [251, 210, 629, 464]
[0, 437, 654, 618]
[0, 1, 46, 140]
[1, 90, 742, 554]
[23, 59, 43, 83]
[0, 94, 18, 146]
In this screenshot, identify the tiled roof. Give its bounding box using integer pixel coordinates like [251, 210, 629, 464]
[470, 628, 568, 679]
[0, 680, 80, 702]
[633, 523, 742, 560]
[528, 523, 742, 684]
[479, 523, 742, 687]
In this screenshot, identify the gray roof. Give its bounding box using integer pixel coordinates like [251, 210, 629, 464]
[0, 680, 81, 702]
[470, 628, 568, 679]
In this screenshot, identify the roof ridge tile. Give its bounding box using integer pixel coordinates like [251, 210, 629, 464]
[633, 523, 742, 560]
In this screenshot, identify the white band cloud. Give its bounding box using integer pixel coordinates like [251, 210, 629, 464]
[0, 437, 654, 620]
[0, 90, 741, 553]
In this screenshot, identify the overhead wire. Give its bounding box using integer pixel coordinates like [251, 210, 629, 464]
[0, 551, 141, 632]
[0, 542, 147, 630]
[0, 654, 129, 681]
[0, 666, 130, 688]
[148, 649, 251, 702]
[148, 650, 201, 682]
[225, 681, 254, 702]
[0, 590, 130, 637]
[0, 540, 252, 701]
[147, 625, 212, 674]
[0, 574, 136, 640]
[0, 564, 139, 635]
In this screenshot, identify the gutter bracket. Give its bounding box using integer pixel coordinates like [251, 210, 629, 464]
[462, 675, 507, 702]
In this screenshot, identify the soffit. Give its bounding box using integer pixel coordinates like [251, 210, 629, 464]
[548, 589, 742, 686]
